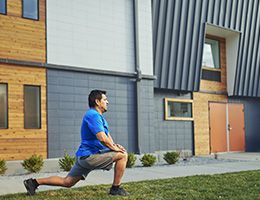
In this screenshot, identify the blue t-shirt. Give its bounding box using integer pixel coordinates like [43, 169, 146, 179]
[76, 108, 110, 157]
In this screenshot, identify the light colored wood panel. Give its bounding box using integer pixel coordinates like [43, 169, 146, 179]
[0, 130, 47, 138]
[200, 36, 227, 92]
[0, 65, 47, 161]
[0, 139, 47, 146]
[193, 92, 227, 155]
[195, 35, 228, 155]
[0, 65, 46, 85]
[7, 0, 21, 17]
[0, 0, 46, 62]
[0, 152, 47, 161]
[6, 0, 45, 20]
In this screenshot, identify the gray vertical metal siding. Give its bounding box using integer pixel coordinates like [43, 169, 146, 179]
[152, 0, 260, 97]
[229, 97, 260, 152]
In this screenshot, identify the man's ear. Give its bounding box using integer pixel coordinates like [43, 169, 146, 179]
[95, 99, 100, 106]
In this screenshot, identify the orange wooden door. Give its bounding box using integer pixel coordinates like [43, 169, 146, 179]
[228, 104, 245, 152]
[209, 103, 227, 153]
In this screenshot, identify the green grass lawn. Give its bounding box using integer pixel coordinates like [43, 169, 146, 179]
[1, 170, 260, 200]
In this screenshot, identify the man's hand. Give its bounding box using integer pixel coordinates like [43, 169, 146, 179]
[115, 144, 126, 153]
[96, 132, 127, 153]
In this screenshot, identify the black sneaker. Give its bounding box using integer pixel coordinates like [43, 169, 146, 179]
[109, 187, 130, 196]
[23, 178, 37, 195]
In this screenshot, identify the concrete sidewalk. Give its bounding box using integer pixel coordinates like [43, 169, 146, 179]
[1, 155, 260, 196]
[0, 153, 260, 195]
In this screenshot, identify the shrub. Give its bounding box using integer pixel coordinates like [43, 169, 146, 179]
[22, 154, 44, 173]
[163, 151, 180, 164]
[126, 153, 136, 168]
[140, 154, 156, 167]
[0, 159, 7, 175]
[59, 152, 76, 171]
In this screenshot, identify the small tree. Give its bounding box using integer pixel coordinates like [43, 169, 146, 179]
[22, 154, 44, 173]
[126, 153, 136, 168]
[140, 154, 156, 167]
[0, 159, 7, 175]
[59, 151, 76, 171]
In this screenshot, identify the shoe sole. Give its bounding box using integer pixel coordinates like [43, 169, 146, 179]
[109, 192, 130, 196]
[23, 180, 35, 196]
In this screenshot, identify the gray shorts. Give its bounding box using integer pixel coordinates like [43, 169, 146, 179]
[68, 151, 117, 180]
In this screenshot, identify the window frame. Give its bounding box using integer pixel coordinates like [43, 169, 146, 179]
[22, 0, 39, 21]
[0, 0, 7, 15]
[23, 85, 41, 129]
[164, 98, 193, 121]
[0, 83, 8, 129]
[202, 36, 221, 70]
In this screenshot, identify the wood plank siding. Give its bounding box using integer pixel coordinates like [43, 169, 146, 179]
[193, 93, 227, 155]
[200, 35, 227, 92]
[193, 35, 228, 155]
[0, 64, 47, 160]
[0, 0, 46, 62]
[0, 0, 46, 160]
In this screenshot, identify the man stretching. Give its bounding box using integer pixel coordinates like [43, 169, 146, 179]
[24, 90, 129, 196]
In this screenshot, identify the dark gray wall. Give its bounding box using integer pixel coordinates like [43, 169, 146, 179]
[138, 80, 156, 153]
[152, 0, 260, 97]
[153, 90, 194, 153]
[229, 97, 260, 152]
[47, 69, 137, 158]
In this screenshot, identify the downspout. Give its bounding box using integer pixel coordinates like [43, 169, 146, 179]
[133, 0, 142, 154]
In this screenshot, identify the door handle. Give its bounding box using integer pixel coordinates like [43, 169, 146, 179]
[228, 124, 232, 131]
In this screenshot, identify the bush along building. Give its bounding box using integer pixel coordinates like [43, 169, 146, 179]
[0, 0, 260, 161]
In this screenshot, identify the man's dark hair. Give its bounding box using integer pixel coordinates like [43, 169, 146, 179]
[88, 90, 107, 108]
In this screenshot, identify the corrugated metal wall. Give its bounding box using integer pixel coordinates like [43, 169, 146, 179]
[229, 97, 260, 152]
[152, 0, 260, 96]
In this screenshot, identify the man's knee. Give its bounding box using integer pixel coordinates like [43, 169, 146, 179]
[113, 152, 128, 162]
[119, 152, 128, 162]
[63, 177, 78, 188]
[123, 152, 128, 160]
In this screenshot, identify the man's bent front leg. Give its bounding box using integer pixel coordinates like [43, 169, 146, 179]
[112, 152, 128, 186]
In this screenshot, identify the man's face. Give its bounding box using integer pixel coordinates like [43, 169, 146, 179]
[97, 94, 109, 113]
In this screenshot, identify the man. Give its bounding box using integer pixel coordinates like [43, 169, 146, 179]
[24, 90, 129, 196]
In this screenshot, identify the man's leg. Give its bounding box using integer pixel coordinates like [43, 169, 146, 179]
[24, 176, 81, 195]
[36, 175, 81, 187]
[108, 152, 129, 196]
[112, 152, 128, 186]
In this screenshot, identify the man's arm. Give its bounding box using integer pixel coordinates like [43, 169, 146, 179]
[107, 133, 115, 144]
[108, 133, 126, 152]
[96, 132, 125, 153]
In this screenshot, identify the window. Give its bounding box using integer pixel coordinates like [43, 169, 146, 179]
[202, 69, 221, 82]
[202, 38, 220, 69]
[202, 37, 222, 82]
[22, 0, 39, 20]
[0, 0, 7, 15]
[165, 98, 193, 121]
[0, 84, 8, 129]
[24, 85, 41, 129]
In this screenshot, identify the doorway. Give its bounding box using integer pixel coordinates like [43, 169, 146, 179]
[209, 102, 245, 153]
